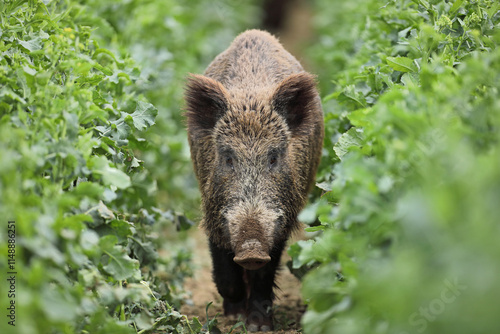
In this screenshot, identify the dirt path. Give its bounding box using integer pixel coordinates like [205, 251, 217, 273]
[181, 228, 305, 333]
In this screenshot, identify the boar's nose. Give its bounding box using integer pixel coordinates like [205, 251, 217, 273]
[233, 239, 271, 270]
[233, 253, 271, 270]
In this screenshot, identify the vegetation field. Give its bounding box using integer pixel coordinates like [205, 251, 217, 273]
[1, 0, 499, 333]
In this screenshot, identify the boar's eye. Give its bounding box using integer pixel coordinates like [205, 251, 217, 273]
[268, 153, 279, 169]
[221, 148, 235, 171]
[225, 155, 234, 170]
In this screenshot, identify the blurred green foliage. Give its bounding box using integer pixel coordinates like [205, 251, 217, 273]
[293, 0, 500, 333]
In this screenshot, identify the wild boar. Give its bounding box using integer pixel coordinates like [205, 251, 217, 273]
[185, 29, 324, 331]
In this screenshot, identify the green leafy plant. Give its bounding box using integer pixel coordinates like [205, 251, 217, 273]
[0, 0, 261, 332]
[293, 0, 500, 333]
[0, 0, 258, 333]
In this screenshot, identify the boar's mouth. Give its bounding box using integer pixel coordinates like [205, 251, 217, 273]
[233, 238, 271, 270]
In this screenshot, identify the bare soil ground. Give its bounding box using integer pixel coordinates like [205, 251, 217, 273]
[181, 228, 305, 333]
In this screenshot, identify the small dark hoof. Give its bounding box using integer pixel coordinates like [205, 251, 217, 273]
[247, 323, 272, 332]
[245, 299, 273, 332]
[223, 299, 246, 319]
[246, 313, 273, 332]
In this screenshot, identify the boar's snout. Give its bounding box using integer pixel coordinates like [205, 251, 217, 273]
[233, 253, 271, 270]
[233, 239, 271, 270]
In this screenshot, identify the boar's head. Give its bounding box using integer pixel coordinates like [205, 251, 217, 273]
[185, 72, 320, 270]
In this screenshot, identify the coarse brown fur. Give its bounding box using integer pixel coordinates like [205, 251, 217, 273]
[185, 29, 324, 331]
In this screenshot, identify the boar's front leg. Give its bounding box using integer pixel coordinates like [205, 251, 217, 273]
[244, 242, 285, 332]
[209, 241, 247, 317]
[244, 264, 276, 331]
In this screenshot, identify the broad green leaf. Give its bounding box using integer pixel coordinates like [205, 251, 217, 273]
[42, 288, 79, 322]
[100, 235, 140, 280]
[337, 85, 366, 107]
[305, 225, 326, 232]
[316, 181, 332, 192]
[23, 64, 37, 76]
[129, 101, 157, 131]
[72, 181, 104, 199]
[302, 263, 343, 311]
[401, 72, 419, 87]
[386, 56, 418, 72]
[80, 230, 99, 251]
[333, 127, 364, 160]
[97, 201, 115, 220]
[298, 202, 319, 224]
[176, 214, 195, 231]
[0, 87, 26, 104]
[109, 219, 134, 239]
[190, 317, 203, 332]
[450, 0, 464, 13]
[109, 117, 132, 140]
[130, 238, 158, 266]
[18, 36, 43, 51]
[134, 311, 155, 330]
[95, 219, 134, 243]
[90, 156, 131, 189]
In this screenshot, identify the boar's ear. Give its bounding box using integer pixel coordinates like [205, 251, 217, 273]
[272, 72, 318, 132]
[185, 74, 228, 133]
